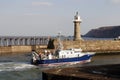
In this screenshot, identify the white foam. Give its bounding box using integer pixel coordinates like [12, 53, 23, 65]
[0, 62, 36, 72]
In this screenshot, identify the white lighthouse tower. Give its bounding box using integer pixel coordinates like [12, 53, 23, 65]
[73, 12, 82, 41]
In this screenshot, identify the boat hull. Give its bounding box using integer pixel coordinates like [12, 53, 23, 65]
[31, 54, 94, 67]
[39, 59, 91, 67]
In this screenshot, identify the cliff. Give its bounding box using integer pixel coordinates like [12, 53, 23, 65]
[84, 26, 120, 38]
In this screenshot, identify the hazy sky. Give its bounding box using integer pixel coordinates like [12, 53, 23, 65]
[0, 0, 120, 36]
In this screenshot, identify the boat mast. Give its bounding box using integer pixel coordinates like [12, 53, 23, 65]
[57, 32, 63, 50]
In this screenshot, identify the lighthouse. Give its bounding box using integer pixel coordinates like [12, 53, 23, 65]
[73, 12, 82, 41]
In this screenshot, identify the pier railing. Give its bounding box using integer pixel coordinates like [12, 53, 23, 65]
[0, 36, 49, 46]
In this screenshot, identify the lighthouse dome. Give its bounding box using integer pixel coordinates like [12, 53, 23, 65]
[74, 12, 82, 22]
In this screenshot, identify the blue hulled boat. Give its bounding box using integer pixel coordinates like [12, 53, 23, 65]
[31, 33, 95, 67]
[31, 48, 95, 67]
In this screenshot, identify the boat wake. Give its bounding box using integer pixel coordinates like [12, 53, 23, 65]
[0, 62, 36, 72]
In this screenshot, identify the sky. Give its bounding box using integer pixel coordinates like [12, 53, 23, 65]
[0, 0, 120, 36]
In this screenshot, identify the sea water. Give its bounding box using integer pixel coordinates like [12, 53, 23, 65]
[0, 53, 43, 80]
[0, 53, 120, 80]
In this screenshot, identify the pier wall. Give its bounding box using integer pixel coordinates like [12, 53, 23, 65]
[0, 39, 120, 55]
[0, 36, 49, 55]
[0, 45, 47, 55]
[54, 40, 120, 52]
[0, 46, 11, 54]
[11, 46, 32, 53]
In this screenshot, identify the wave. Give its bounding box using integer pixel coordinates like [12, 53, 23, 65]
[0, 62, 36, 72]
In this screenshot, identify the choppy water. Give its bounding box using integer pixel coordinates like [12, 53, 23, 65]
[0, 53, 120, 80]
[0, 53, 42, 80]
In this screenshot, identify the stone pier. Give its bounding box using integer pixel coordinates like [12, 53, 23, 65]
[0, 45, 48, 55]
[0, 36, 49, 55]
[53, 39, 120, 52]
